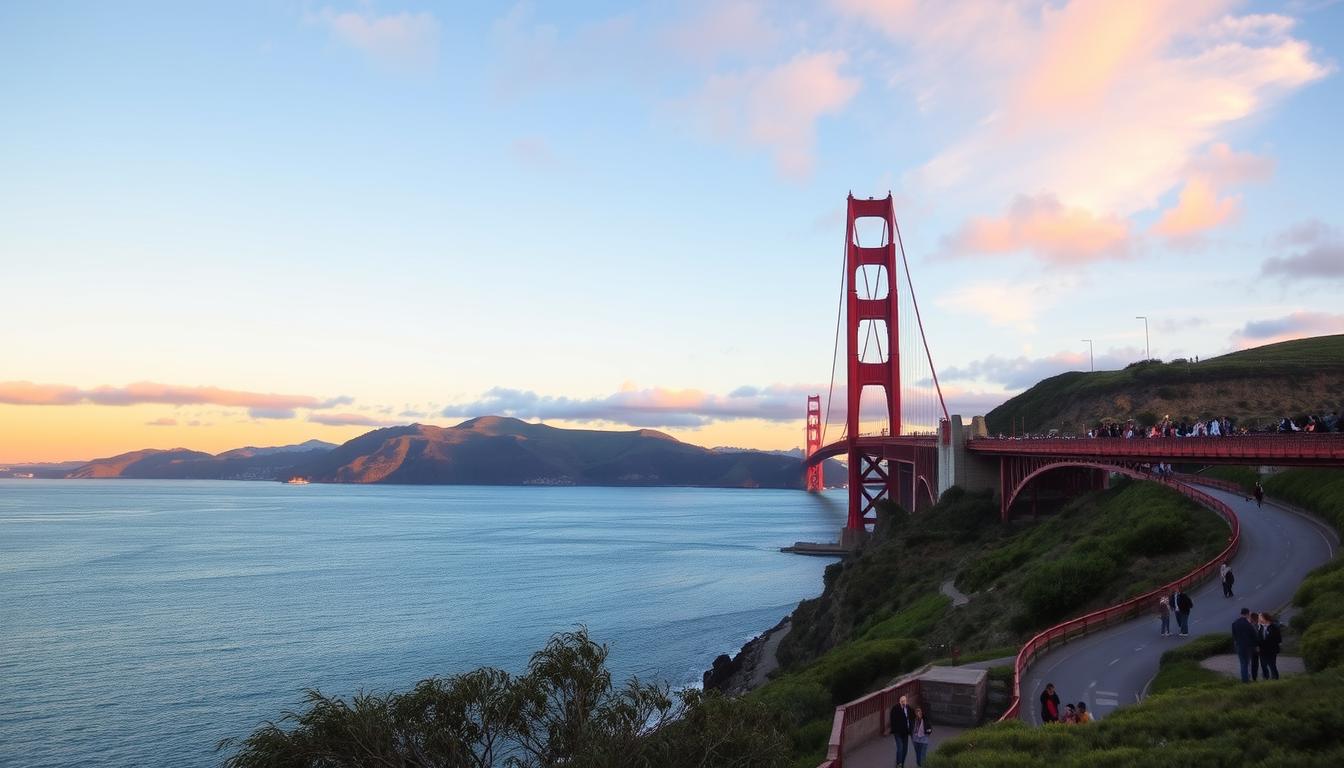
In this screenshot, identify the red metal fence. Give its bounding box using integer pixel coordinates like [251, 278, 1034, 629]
[996, 479, 1240, 722]
[968, 434, 1344, 466]
[817, 677, 923, 768]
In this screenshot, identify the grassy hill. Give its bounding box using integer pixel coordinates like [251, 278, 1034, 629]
[740, 478, 1229, 764]
[985, 334, 1344, 434]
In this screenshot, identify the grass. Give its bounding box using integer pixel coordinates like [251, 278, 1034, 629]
[1148, 634, 1235, 695]
[984, 333, 1344, 433]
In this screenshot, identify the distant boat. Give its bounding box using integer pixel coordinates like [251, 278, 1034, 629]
[284, 477, 310, 485]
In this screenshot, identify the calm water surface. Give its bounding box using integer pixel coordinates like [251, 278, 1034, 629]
[0, 480, 843, 767]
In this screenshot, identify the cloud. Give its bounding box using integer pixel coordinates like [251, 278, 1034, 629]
[885, 3, 1328, 218]
[663, 1, 783, 63]
[1261, 220, 1344, 280]
[249, 407, 298, 420]
[940, 194, 1133, 264]
[687, 51, 860, 179]
[1231, 311, 1344, 347]
[145, 417, 177, 427]
[1151, 177, 1239, 239]
[0, 381, 344, 411]
[942, 347, 1146, 390]
[308, 412, 404, 428]
[313, 7, 441, 69]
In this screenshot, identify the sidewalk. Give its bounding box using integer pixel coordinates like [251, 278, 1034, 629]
[1199, 654, 1306, 679]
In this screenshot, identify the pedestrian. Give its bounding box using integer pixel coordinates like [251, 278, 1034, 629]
[889, 693, 915, 767]
[1260, 612, 1283, 680]
[1250, 612, 1262, 680]
[1254, 482, 1264, 508]
[910, 705, 934, 767]
[1076, 702, 1093, 723]
[1062, 703, 1077, 723]
[1222, 564, 1236, 598]
[1158, 597, 1171, 636]
[1175, 588, 1194, 636]
[1232, 608, 1258, 683]
[1040, 682, 1061, 723]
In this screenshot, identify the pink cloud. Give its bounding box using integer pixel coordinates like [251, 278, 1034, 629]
[314, 7, 440, 69]
[1151, 177, 1240, 239]
[0, 381, 347, 411]
[308, 412, 403, 428]
[145, 417, 177, 427]
[663, 1, 782, 63]
[1231, 312, 1344, 348]
[940, 194, 1133, 264]
[689, 51, 860, 179]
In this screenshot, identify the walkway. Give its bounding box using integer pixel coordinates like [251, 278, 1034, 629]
[1018, 488, 1337, 725]
[939, 579, 970, 607]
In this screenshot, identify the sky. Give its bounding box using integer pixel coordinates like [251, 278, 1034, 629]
[2, 0, 1343, 462]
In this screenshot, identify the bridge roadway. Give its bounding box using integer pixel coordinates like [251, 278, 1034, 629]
[1019, 486, 1337, 725]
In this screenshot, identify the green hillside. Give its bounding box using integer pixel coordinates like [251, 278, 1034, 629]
[985, 334, 1344, 434]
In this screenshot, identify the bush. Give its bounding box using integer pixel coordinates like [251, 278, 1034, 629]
[1302, 619, 1344, 672]
[1020, 553, 1118, 622]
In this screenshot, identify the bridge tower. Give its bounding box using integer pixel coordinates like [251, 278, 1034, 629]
[845, 194, 900, 535]
[805, 395, 823, 492]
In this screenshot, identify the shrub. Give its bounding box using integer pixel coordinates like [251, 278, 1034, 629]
[1302, 619, 1344, 672]
[1020, 553, 1118, 622]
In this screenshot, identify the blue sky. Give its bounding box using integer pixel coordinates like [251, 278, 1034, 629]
[2, 1, 1343, 460]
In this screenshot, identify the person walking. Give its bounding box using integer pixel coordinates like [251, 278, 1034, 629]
[1222, 564, 1236, 598]
[1254, 482, 1265, 508]
[910, 705, 934, 767]
[1249, 612, 1262, 680]
[890, 694, 915, 767]
[1260, 612, 1283, 680]
[1232, 608, 1258, 683]
[1158, 597, 1171, 636]
[1175, 589, 1194, 636]
[1040, 683, 1061, 723]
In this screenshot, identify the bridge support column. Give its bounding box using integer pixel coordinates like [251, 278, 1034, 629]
[805, 395, 823, 492]
[845, 194, 900, 532]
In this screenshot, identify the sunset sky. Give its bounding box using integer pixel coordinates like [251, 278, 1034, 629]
[3, 1, 1342, 462]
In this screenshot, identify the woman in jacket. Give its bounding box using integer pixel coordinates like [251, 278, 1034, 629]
[910, 705, 934, 767]
[1260, 612, 1283, 680]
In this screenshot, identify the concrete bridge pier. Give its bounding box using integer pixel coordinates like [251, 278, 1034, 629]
[938, 415, 999, 500]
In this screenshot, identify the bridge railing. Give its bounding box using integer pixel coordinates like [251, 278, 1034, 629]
[997, 479, 1240, 722]
[968, 433, 1344, 461]
[817, 677, 923, 768]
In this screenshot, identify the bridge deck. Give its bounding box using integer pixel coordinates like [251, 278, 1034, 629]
[966, 434, 1344, 465]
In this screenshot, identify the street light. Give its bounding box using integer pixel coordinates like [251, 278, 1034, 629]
[1081, 339, 1094, 372]
[1136, 316, 1150, 361]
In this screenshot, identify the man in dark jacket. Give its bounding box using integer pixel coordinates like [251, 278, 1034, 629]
[1232, 608, 1259, 682]
[1260, 612, 1283, 680]
[1174, 589, 1194, 636]
[889, 694, 914, 767]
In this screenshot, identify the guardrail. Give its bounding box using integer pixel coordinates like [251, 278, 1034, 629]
[818, 677, 923, 767]
[967, 434, 1344, 464]
[996, 478, 1240, 722]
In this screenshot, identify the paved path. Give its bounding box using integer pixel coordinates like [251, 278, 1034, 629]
[939, 579, 970, 607]
[1018, 488, 1337, 725]
[1200, 653, 1306, 679]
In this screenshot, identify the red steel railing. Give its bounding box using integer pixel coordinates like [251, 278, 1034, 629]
[997, 479, 1240, 722]
[968, 434, 1344, 466]
[817, 677, 923, 768]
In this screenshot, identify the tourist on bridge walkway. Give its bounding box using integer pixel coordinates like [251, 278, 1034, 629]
[1232, 608, 1259, 683]
[889, 694, 915, 767]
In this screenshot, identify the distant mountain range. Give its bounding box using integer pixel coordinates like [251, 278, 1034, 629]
[15, 418, 842, 489]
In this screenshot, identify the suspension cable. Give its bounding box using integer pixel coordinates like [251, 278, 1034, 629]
[894, 216, 950, 423]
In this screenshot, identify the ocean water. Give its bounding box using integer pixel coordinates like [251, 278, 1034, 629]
[0, 480, 843, 767]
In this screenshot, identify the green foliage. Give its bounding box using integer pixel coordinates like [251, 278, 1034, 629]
[1265, 468, 1344, 536]
[1148, 635, 1235, 695]
[858, 594, 950, 641]
[931, 669, 1344, 767]
[1302, 620, 1344, 673]
[219, 628, 792, 768]
[1019, 553, 1118, 622]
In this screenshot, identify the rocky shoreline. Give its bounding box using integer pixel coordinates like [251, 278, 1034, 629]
[702, 614, 792, 695]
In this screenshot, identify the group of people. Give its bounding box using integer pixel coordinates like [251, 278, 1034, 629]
[1280, 413, 1341, 432]
[1156, 587, 1196, 636]
[1039, 683, 1095, 724]
[888, 694, 934, 767]
[1088, 415, 1241, 438]
[1232, 608, 1284, 682]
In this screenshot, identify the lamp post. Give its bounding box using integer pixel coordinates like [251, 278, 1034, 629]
[1136, 316, 1150, 361]
[1081, 339, 1094, 372]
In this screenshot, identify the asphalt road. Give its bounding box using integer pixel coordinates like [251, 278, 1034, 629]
[1020, 486, 1338, 724]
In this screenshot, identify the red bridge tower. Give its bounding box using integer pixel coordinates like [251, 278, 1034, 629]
[805, 395, 823, 492]
[845, 194, 900, 534]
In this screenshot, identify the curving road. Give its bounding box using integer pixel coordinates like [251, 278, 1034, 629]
[1020, 486, 1338, 724]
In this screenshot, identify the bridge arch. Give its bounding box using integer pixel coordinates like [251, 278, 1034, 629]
[1001, 458, 1153, 520]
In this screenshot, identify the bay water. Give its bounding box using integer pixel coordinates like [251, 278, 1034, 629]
[0, 480, 843, 767]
